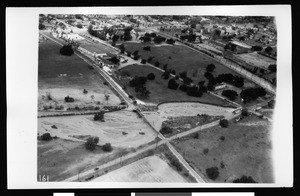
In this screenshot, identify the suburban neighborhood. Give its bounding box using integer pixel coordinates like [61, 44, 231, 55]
[37, 14, 276, 183]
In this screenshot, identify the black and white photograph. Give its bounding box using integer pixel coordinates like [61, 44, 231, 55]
[6, 5, 292, 189]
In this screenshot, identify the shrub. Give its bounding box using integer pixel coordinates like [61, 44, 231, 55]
[141, 59, 147, 64]
[65, 96, 75, 102]
[147, 56, 154, 63]
[126, 51, 131, 57]
[143, 46, 151, 51]
[206, 167, 219, 180]
[193, 133, 199, 139]
[203, 148, 209, 154]
[219, 119, 229, 128]
[233, 175, 258, 183]
[60, 45, 74, 56]
[102, 143, 113, 152]
[220, 136, 225, 141]
[39, 23, 46, 30]
[85, 137, 99, 151]
[41, 133, 52, 141]
[147, 73, 155, 80]
[83, 89, 88, 94]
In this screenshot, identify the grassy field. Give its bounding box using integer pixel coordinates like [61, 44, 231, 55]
[122, 42, 238, 83]
[38, 138, 132, 181]
[118, 64, 232, 106]
[38, 39, 121, 111]
[236, 52, 276, 69]
[171, 115, 274, 183]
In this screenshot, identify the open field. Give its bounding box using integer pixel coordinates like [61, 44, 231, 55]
[38, 110, 157, 148]
[91, 155, 188, 182]
[142, 102, 235, 132]
[171, 115, 273, 183]
[236, 52, 276, 69]
[38, 39, 121, 111]
[38, 138, 132, 181]
[78, 39, 115, 57]
[122, 42, 238, 82]
[118, 64, 232, 106]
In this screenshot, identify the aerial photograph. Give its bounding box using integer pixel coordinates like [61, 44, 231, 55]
[37, 14, 277, 183]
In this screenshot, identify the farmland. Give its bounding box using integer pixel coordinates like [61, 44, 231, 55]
[122, 42, 239, 83]
[90, 155, 188, 182]
[171, 115, 273, 183]
[118, 64, 232, 106]
[38, 39, 121, 111]
[236, 52, 276, 69]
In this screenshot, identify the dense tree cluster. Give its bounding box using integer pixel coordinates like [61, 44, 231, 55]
[233, 175, 257, 183]
[251, 45, 263, 51]
[222, 90, 238, 100]
[240, 87, 267, 103]
[85, 137, 99, 151]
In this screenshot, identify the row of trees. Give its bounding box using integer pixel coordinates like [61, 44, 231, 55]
[85, 136, 113, 152]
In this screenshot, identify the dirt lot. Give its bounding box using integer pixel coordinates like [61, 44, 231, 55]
[142, 102, 235, 132]
[90, 155, 188, 182]
[38, 110, 157, 148]
[171, 115, 274, 183]
[38, 39, 121, 111]
[118, 64, 232, 106]
[122, 42, 238, 82]
[38, 138, 131, 181]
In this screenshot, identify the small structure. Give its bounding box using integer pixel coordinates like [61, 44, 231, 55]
[214, 82, 227, 91]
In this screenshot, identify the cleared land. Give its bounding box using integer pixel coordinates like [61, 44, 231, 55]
[142, 102, 235, 132]
[90, 155, 188, 182]
[118, 64, 232, 106]
[122, 42, 238, 83]
[38, 110, 157, 148]
[38, 38, 121, 111]
[171, 115, 273, 183]
[38, 138, 132, 181]
[236, 52, 276, 69]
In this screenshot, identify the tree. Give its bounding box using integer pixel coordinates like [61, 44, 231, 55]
[40, 133, 52, 141]
[187, 86, 203, 97]
[183, 77, 193, 85]
[154, 61, 160, 67]
[233, 76, 244, 87]
[60, 45, 74, 56]
[204, 72, 214, 80]
[268, 64, 277, 72]
[83, 89, 88, 94]
[123, 27, 133, 41]
[142, 36, 151, 43]
[143, 46, 151, 51]
[94, 111, 105, 121]
[233, 175, 257, 183]
[147, 56, 154, 63]
[132, 50, 139, 56]
[268, 100, 275, 108]
[39, 23, 46, 30]
[264, 46, 273, 53]
[102, 143, 113, 152]
[141, 59, 147, 64]
[150, 32, 157, 37]
[168, 78, 180, 90]
[85, 137, 99, 151]
[76, 23, 83, 28]
[219, 119, 229, 128]
[179, 84, 188, 92]
[147, 73, 155, 80]
[251, 45, 263, 51]
[160, 126, 173, 135]
[179, 71, 187, 79]
[240, 87, 266, 103]
[206, 167, 220, 180]
[206, 64, 216, 72]
[166, 38, 175, 44]
[222, 90, 238, 100]
[162, 70, 170, 79]
[118, 44, 125, 54]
